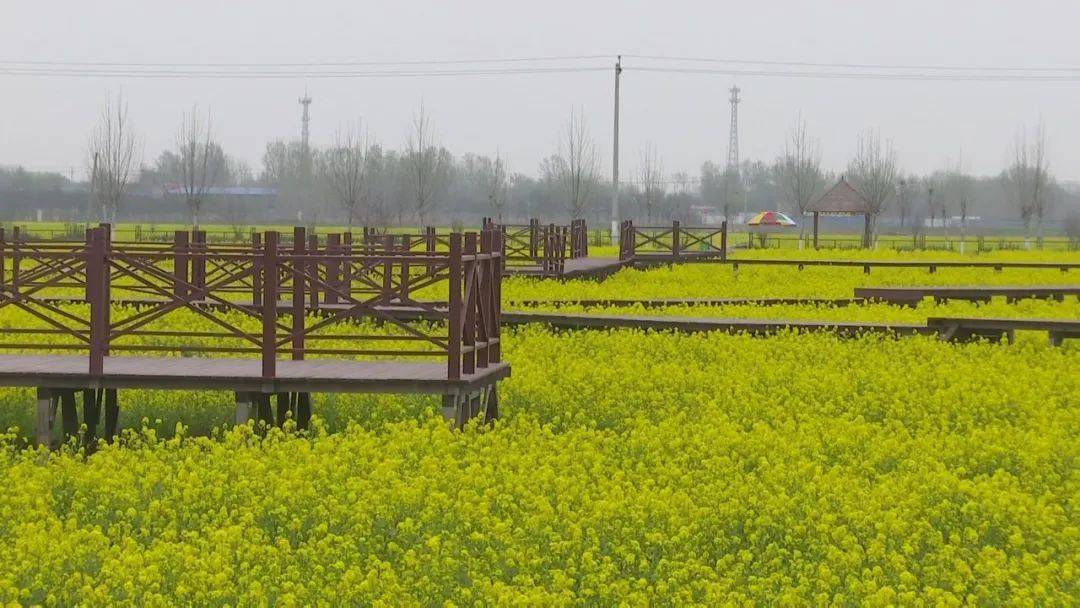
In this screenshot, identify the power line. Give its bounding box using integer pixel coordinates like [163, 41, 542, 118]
[622, 54, 1080, 74]
[0, 66, 609, 79]
[625, 66, 1080, 82]
[0, 54, 611, 68]
[3, 52, 1078, 82]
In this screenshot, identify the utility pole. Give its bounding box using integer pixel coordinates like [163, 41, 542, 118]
[611, 55, 622, 242]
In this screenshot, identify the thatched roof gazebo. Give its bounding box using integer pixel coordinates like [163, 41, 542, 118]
[806, 177, 872, 248]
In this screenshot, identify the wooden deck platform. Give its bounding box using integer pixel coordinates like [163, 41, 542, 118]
[855, 285, 1080, 305]
[927, 317, 1080, 345]
[688, 258, 1079, 272]
[499, 310, 931, 337]
[506, 297, 863, 308]
[632, 251, 727, 264]
[509, 257, 628, 279]
[0, 355, 509, 394]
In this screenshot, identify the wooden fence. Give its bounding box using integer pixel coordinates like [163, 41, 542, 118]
[0, 225, 503, 383]
[619, 220, 728, 261]
[482, 218, 588, 276]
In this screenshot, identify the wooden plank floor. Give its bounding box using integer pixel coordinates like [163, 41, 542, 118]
[509, 257, 628, 279]
[0, 354, 509, 394]
[856, 285, 1080, 304]
[926, 316, 1080, 331]
[507, 297, 864, 308]
[498, 311, 932, 337]
[685, 258, 1080, 271]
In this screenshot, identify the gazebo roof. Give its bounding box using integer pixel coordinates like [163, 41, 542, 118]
[807, 177, 871, 215]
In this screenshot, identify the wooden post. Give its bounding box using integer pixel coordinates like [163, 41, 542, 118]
[342, 231, 353, 301]
[174, 231, 189, 300]
[262, 231, 279, 380]
[292, 227, 306, 361]
[87, 228, 107, 377]
[813, 212, 820, 249]
[55, 390, 78, 439]
[490, 230, 502, 364]
[82, 388, 100, 447]
[720, 221, 728, 260]
[10, 227, 19, 298]
[325, 233, 341, 305]
[100, 224, 111, 354]
[863, 214, 871, 248]
[447, 233, 462, 381]
[296, 392, 311, 430]
[529, 218, 540, 259]
[382, 234, 393, 304]
[425, 226, 436, 275]
[463, 233, 477, 375]
[0, 227, 6, 292]
[543, 224, 554, 276]
[476, 230, 491, 369]
[251, 232, 263, 307]
[307, 233, 319, 309]
[103, 389, 118, 440]
[399, 235, 411, 303]
[35, 387, 56, 447]
[275, 392, 290, 427]
[234, 391, 254, 425]
[672, 220, 681, 260]
[192, 229, 207, 297]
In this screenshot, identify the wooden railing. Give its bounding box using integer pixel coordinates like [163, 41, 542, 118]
[619, 220, 728, 261]
[482, 218, 587, 275]
[0, 225, 503, 382]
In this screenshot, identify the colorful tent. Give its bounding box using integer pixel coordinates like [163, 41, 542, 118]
[746, 211, 797, 227]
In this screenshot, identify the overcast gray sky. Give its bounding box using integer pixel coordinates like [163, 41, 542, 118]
[1, 0, 1077, 181]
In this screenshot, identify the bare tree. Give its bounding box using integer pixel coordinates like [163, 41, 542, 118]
[895, 175, 917, 233]
[404, 102, 448, 225]
[87, 93, 139, 223]
[175, 106, 220, 227]
[637, 143, 665, 222]
[774, 116, 824, 243]
[700, 161, 731, 223]
[319, 123, 369, 228]
[908, 180, 929, 249]
[847, 130, 898, 245]
[486, 152, 509, 222]
[1065, 211, 1080, 249]
[1002, 122, 1051, 245]
[542, 109, 599, 219]
[945, 155, 973, 251]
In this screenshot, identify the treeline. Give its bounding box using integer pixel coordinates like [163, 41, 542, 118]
[2, 97, 1078, 237]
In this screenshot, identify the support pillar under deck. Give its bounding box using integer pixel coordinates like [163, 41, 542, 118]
[441, 386, 500, 429]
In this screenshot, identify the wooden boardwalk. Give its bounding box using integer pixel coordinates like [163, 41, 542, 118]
[498, 310, 932, 337]
[1, 225, 510, 443]
[855, 285, 1080, 305]
[0, 355, 509, 394]
[507, 297, 863, 308]
[695, 258, 1079, 273]
[927, 317, 1080, 345]
[509, 257, 628, 280]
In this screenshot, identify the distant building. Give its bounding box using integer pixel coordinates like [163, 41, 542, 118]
[924, 216, 982, 229]
[1060, 181, 1080, 195]
[162, 185, 277, 199]
[690, 205, 724, 225]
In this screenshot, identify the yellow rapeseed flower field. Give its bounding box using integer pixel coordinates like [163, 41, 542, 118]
[0, 255, 1073, 604]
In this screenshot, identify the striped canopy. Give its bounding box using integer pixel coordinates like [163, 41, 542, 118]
[746, 211, 797, 227]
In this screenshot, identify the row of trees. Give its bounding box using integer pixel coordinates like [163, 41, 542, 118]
[75, 93, 1074, 236]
